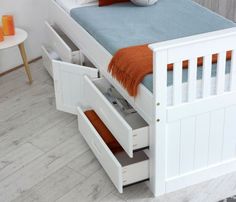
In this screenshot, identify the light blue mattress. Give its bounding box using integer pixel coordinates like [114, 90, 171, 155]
[70, 0, 235, 92]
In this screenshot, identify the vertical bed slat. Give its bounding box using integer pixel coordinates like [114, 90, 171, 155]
[230, 50, 236, 91]
[188, 58, 198, 102]
[202, 55, 212, 97]
[216, 52, 226, 94]
[173, 62, 183, 105]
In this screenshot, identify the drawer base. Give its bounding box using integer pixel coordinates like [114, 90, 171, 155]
[123, 179, 150, 188]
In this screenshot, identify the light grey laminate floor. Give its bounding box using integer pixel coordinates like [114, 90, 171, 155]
[1, 59, 236, 202]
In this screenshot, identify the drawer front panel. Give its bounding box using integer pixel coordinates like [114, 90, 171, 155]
[77, 107, 149, 193]
[77, 107, 123, 193]
[53, 60, 98, 114]
[84, 76, 134, 157]
[42, 46, 53, 78]
[122, 161, 149, 186]
[45, 21, 76, 63]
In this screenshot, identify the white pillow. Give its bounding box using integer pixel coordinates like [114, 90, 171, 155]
[75, 0, 97, 4]
[130, 0, 158, 6]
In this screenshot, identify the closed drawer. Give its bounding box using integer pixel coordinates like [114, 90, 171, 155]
[77, 106, 149, 193]
[45, 21, 82, 64]
[84, 76, 149, 158]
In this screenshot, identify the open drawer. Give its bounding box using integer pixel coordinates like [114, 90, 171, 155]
[43, 21, 99, 114]
[84, 76, 149, 157]
[45, 21, 82, 64]
[77, 106, 149, 193]
[42, 46, 54, 78]
[41, 45, 61, 78]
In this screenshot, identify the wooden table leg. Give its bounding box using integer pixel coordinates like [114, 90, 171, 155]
[18, 42, 33, 84]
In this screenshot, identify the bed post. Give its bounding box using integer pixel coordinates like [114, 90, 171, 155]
[148, 45, 168, 197]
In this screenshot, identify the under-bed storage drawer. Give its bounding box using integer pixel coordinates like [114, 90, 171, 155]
[45, 21, 82, 64]
[43, 21, 99, 114]
[77, 106, 149, 193]
[42, 46, 53, 78]
[53, 60, 98, 114]
[84, 76, 149, 158]
[41, 46, 61, 78]
[43, 21, 85, 78]
[42, 43, 98, 114]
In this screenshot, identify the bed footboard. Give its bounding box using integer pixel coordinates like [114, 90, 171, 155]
[148, 27, 236, 197]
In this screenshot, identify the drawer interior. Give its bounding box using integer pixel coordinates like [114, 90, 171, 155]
[43, 43, 96, 70]
[50, 24, 79, 52]
[42, 45, 61, 61]
[78, 107, 149, 191]
[84, 109, 148, 161]
[45, 23, 96, 68]
[93, 78, 148, 130]
[45, 21, 82, 64]
[82, 54, 96, 69]
[42, 45, 62, 78]
[116, 150, 149, 187]
[115, 150, 148, 167]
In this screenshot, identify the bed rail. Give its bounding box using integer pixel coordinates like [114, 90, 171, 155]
[149, 27, 236, 106]
[148, 27, 236, 197]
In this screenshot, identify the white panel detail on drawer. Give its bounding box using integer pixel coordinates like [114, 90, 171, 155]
[45, 21, 81, 64]
[84, 76, 149, 157]
[77, 106, 149, 193]
[42, 46, 54, 78]
[53, 60, 98, 114]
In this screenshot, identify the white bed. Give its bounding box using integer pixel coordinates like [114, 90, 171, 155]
[52, 0, 234, 122]
[44, 0, 236, 197]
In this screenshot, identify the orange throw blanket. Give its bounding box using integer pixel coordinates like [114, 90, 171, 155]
[108, 44, 232, 97]
[85, 110, 123, 154]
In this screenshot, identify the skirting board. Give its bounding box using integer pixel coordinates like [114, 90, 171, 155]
[0, 57, 42, 77]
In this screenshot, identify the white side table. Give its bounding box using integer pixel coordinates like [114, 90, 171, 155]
[0, 28, 33, 83]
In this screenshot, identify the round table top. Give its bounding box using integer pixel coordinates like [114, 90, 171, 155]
[0, 28, 28, 50]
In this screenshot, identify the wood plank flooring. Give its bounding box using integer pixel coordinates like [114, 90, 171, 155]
[1, 60, 236, 202]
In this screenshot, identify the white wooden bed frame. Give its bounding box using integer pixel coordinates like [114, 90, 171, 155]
[48, 0, 236, 197]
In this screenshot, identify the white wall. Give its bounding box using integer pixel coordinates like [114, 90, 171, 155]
[0, 0, 48, 73]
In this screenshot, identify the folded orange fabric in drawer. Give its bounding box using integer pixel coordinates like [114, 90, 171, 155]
[2, 15, 15, 36]
[84, 110, 123, 154]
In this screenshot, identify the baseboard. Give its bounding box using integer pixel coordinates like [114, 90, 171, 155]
[0, 56, 42, 77]
[165, 158, 236, 193]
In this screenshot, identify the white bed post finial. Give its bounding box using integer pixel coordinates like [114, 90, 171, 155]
[148, 45, 168, 197]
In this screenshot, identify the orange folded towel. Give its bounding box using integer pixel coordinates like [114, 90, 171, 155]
[108, 44, 232, 97]
[84, 110, 123, 154]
